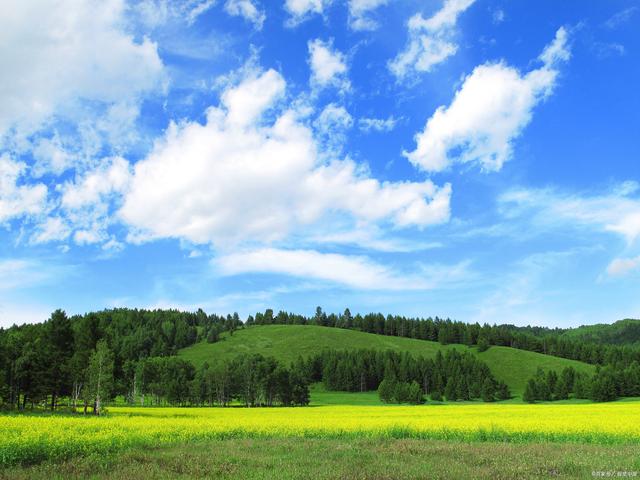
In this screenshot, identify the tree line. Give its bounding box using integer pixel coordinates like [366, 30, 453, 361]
[249, 307, 640, 369]
[0, 308, 240, 411]
[298, 349, 509, 403]
[524, 363, 640, 403]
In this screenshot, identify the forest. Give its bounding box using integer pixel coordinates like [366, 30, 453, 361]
[1, 307, 639, 412]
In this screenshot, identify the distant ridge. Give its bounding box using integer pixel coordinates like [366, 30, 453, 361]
[560, 319, 640, 346]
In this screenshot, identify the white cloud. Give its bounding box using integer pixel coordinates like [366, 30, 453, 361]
[185, 0, 217, 25]
[0, 0, 165, 143]
[607, 256, 640, 277]
[405, 27, 570, 172]
[358, 116, 398, 133]
[48, 157, 133, 245]
[61, 157, 131, 211]
[216, 248, 466, 290]
[120, 69, 451, 246]
[313, 103, 353, 157]
[31, 217, 71, 244]
[348, 0, 388, 31]
[308, 227, 443, 252]
[492, 8, 505, 24]
[499, 182, 640, 244]
[284, 0, 331, 26]
[308, 39, 350, 91]
[389, 0, 475, 79]
[225, 0, 266, 29]
[0, 155, 48, 223]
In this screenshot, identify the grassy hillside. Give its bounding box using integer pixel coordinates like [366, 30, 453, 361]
[560, 319, 640, 345]
[179, 325, 594, 398]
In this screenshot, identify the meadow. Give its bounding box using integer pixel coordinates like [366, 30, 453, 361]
[179, 325, 596, 396]
[2, 402, 640, 469]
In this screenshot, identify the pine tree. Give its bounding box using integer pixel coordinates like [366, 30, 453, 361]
[477, 335, 490, 353]
[481, 378, 495, 402]
[444, 378, 457, 401]
[523, 379, 537, 403]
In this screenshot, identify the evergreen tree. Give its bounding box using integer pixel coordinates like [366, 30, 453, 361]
[523, 379, 537, 403]
[377, 378, 395, 403]
[481, 378, 495, 402]
[444, 378, 457, 401]
[44, 310, 74, 410]
[477, 335, 490, 353]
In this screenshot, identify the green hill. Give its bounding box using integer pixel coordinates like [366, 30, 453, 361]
[178, 325, 595, 398]
[560, 319, 640, 345]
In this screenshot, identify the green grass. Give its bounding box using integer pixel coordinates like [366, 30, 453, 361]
[310, 383, 383, 405]
[4, 437, 639, 479]
[179, 325, 595, 398]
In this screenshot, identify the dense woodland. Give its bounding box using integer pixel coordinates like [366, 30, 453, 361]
[302, 349, 509, 403]
[1, 307, 639, 411]
[523, 363, 640, 403]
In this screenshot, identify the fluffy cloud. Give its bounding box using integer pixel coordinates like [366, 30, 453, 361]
[405, 27, 570, 172]
[348, 0, 388, 31]
[61, 157, 131, 211]
[284, 0, 332, 25]
[308, 39, 350, 91]
[499, 181, 640, 244]
[216, 248, 465, 290]
[607, 256, 640, 277]
[120, 69, 451, 246]
[0, 0, 164, 143]
[30, 217, 71, 244]
[389, 0, 475, 79]
[224, 0, 266, 29]
[0, 156, 48, 223]
[36, 157, 133, 245]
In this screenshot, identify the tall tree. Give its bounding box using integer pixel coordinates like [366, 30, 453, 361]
[44, 310, 74, 410]
[84, 340, 114, 415]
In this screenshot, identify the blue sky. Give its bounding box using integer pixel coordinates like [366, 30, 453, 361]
[0, 0, 639, 327]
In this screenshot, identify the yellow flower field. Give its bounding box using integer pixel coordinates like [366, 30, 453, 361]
[2, 402, 640, 466]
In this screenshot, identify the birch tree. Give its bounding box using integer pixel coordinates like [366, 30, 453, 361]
[84, 340, 113, 415]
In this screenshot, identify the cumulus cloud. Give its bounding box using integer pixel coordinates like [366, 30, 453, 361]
[308, 39, 350, 91]
[224, 0, 266, 29]
[499, 181, 640, 244]
[120, 69, 451, 246]
[284, 0, 332, 25]
[0, 0, 165, 143]
[389, 0, 475, 79]
[45, 157, 133, 245]
[348, 0, 388, 31]
[0, 155, 48, 223]
[405, 27, 570, 172]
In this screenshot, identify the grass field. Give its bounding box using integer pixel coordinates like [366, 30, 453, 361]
[2, 402, 640, 468]
[179, 325, 595, 396]
[4, 437, 640, 479]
